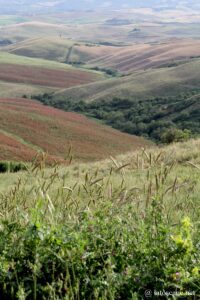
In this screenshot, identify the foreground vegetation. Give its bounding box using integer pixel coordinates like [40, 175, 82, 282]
[0, 140, 199, 299]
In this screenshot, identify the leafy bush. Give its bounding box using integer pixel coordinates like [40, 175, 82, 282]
[90, 66, 118, 76]
[0, 161, 9, 173]
[0, 161, 26, 173]
[1, 205, 199, 299]
[161, 128, 191, 144]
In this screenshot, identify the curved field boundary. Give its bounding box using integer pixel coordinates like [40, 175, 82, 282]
[0, 129, 43, 152]
[0, 131, 37, 162]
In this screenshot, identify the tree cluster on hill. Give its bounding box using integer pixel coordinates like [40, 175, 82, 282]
[31, 91, 200, 143]
[90, 67, 119, 77]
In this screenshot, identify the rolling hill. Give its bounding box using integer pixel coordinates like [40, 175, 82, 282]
[0, 98, 150, 163]
[6, 38, 200, 74]
[53, 57, 200, 103]
[5, 37, 75, 62]
[44, 56, 200, 141]
[5, 37, 116, 64]
[86, 39, 200, 73]
[0, 52, 103, 97]
[1, 10, 200, 47]
[0, 21, 69, 42]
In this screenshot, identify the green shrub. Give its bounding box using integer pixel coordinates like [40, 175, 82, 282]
[0, 161, 9, 173]
[0, 200, 199, 299]
[161, 128, 191, 144]
[0, 161, 26, 173]
[91, 66, 118, 76]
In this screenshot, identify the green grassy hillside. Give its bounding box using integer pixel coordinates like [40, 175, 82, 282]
[53, 58, 200, 103]
[5, 37, 111, 64]
[6, 37, 76, 62]
[0, 81, 55, 98]
[0, 51, 90, 71]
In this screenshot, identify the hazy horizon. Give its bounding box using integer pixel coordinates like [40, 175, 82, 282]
[0, 0, 200, 14]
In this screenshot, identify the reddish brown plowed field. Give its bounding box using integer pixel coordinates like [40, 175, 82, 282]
[0, 98, 150, 162]
[0, 64, 99, 88]
[0, 132, 37, 161]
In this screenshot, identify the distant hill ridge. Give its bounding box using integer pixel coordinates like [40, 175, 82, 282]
[0, 0, 199, 14]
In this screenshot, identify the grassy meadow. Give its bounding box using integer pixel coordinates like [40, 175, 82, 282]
[0, 139, 199, 298]
[0, 81, 55, 98]
[0, 52, 99, 72]
[6, 37, 74, 62]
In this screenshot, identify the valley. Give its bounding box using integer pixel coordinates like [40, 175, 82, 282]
[0, 9, 200, 152]
[0, 2, 199, 299]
